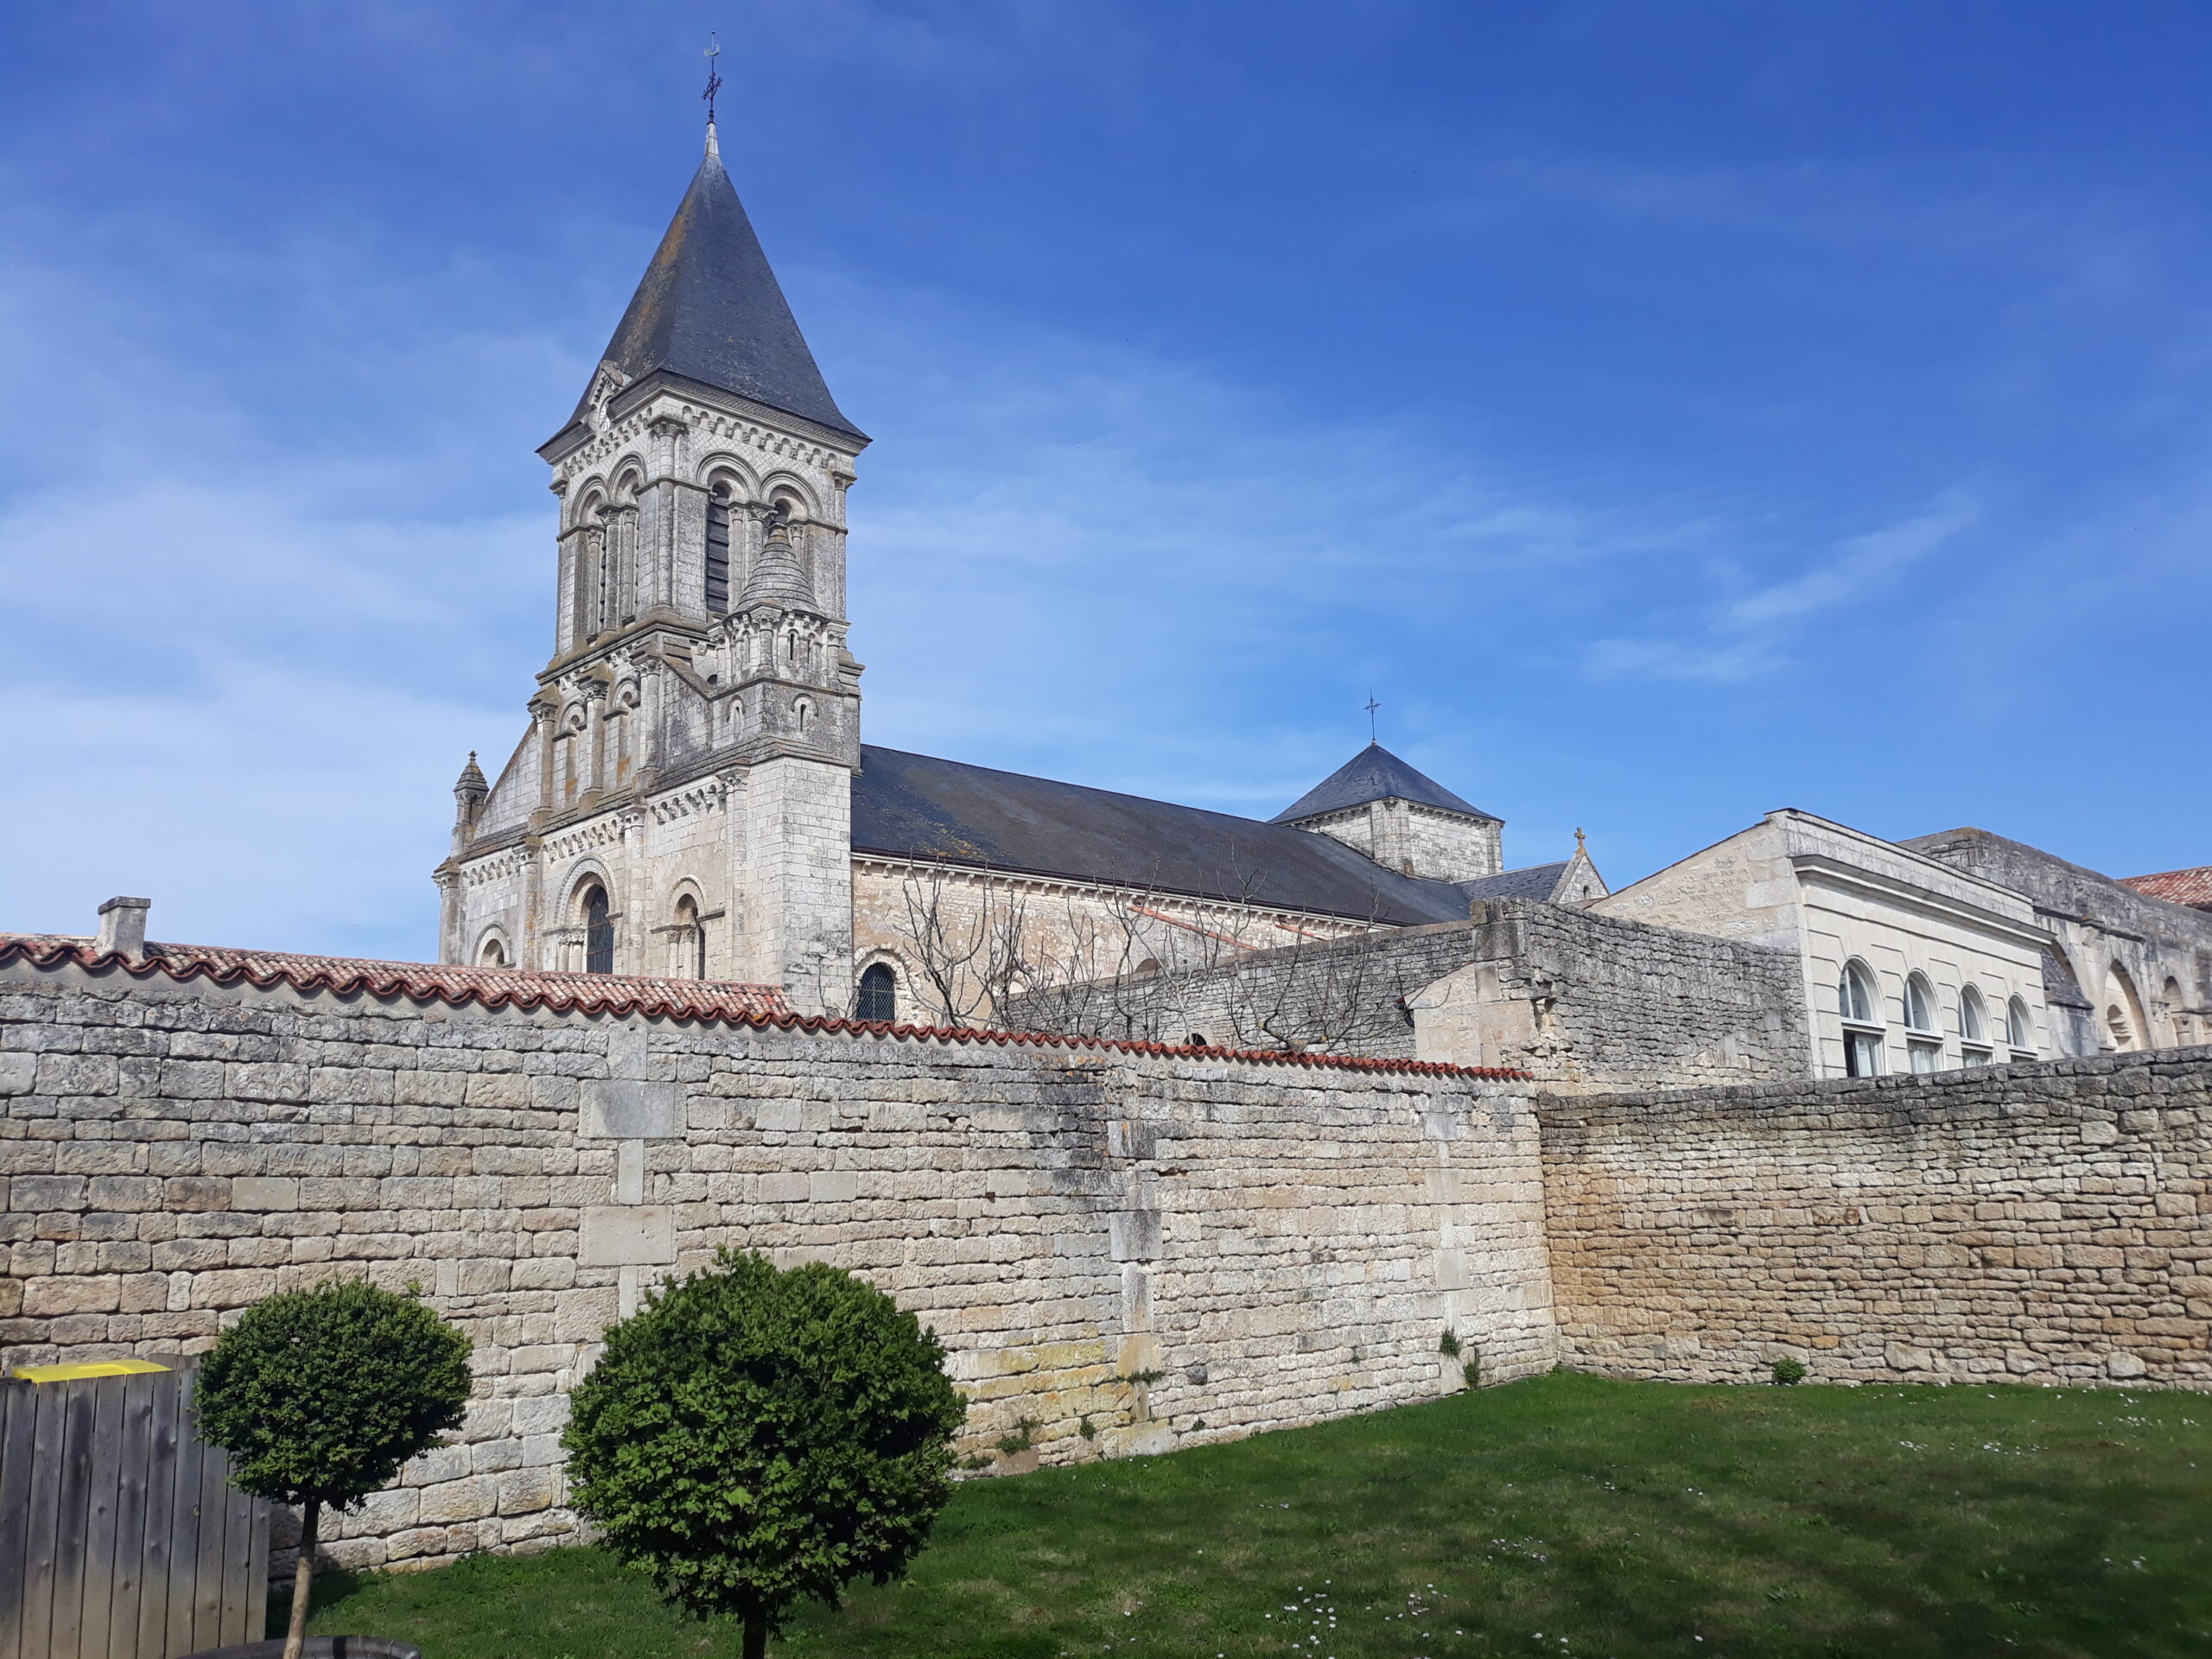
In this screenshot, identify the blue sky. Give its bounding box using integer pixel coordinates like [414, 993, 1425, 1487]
[3, 2, 2209, 959]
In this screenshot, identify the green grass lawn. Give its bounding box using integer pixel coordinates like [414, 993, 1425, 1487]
[292, 1371, 2212, 1659]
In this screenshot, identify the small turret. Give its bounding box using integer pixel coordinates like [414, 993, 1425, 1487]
[452, 752, 488, 850]
[736, 517, 819, 614]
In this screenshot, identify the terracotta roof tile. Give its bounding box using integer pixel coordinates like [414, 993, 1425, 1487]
[0, 934, 795, 1020]
[0, 935, 1526, 1081]
[2118, 867, 2212, 912]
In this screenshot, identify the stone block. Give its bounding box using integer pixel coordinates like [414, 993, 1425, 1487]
[22, 1275, 121, 1317]
[579, 1205, 675, 1267]
[1109, 1210, 1162, 1262]
[416, 1477, 495, 1525]
[582, 1079, 682, 1140]
[808, 1171, 859, 1205]
[231, 1178, 299, 1213]
[497, 1467, 561, 1515]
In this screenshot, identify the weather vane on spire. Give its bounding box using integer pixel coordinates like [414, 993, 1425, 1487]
[1363, 694, 1381, 744]
[702, 33, 724, 127]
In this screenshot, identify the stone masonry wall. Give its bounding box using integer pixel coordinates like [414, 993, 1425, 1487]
[0, 955, 1552, 1574]
[1008, 899, 1808, 1090]
[1540, 1047, 2212, 1388]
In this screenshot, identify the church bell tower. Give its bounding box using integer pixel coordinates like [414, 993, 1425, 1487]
[434, 122, 869, 1013]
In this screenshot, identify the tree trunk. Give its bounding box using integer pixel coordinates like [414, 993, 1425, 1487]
[742, 1608, 769, 1659]
[283, 1499, 319, 1659]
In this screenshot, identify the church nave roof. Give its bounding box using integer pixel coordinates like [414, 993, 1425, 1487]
[851, 745, 1473, 926]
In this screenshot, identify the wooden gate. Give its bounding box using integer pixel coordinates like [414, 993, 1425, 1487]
[0, 1358, 270, 1659]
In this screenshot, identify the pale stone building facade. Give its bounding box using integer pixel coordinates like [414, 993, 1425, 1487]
[435, 133, 1594, 1026]
[1592, 810, 2056, 1080]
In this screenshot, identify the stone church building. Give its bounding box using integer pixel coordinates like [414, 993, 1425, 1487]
[436, 128, 2210, 1071]
[435, 127, 1604, 1024]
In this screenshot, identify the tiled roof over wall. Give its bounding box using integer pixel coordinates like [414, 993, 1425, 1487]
[2120, 866, 2212, 912]
[0, 935, 797, 1021]
[0, 935, 1524, 1079]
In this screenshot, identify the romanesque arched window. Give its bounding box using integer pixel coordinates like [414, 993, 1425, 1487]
[1958, 985, 1991, 1065]
[674, 893, 705, 980]
[2007, 996, 2035, 1057]
[856, 963, 897, 1023]
[706, 485, 733, 613]
[582, 884, 614, 976]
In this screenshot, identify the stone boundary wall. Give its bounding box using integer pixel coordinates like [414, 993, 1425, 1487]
[1007, 898, 1807, 1090]
[1541, 1048, 2212, 1388]
[0, 957, 1554, 1573]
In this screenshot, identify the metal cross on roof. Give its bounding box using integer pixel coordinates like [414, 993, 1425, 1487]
[1364, 695, 1381, 744]
[702, 34, 724, 126]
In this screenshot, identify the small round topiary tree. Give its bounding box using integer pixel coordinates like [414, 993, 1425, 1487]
[196, 1277, 473, 1659]
[564, 1248, 967, 1659]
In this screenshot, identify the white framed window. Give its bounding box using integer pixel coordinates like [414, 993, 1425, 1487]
[1904, 971, 1941, 1072]
[2006, 996, 2036, 1059]
[1839, 959, 1885, 1077]
[1959, 985, 1993, 1066]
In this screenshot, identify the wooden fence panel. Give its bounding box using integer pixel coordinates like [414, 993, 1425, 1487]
[0, 1363, 271, 1659]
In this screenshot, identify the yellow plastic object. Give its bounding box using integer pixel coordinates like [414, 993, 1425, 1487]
[11, 1358, 172, 1383]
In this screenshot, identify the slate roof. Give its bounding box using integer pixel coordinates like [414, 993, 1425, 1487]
[2120, 866, 2212, 912]
[1459, 861, 1570, 903]
[851, 746, 1472, 926]
[1268, 743, 1497, 824]
[555, 134, 864, 446]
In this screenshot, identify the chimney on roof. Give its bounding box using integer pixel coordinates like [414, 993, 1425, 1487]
[96, 896, 150, 959]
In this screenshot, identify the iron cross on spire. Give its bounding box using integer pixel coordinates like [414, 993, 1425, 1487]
[702, 33, 724, 127]
[1364, 695, 1381, 744]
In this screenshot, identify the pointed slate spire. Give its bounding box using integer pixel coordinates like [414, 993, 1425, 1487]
[563, 128, 864, 443]
[1269, 742, 1497, 824]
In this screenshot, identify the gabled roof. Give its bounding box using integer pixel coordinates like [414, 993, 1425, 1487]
[2119, 865, 2212, 913]
[557, 132, 863, 446]
[851, 746, 1471, 926]
[1268, 743, 1497, 825]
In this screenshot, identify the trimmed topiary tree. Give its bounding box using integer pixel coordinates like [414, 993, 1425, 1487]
[563, 1248, 967, 1659]
[195, 1278, 473, 1659]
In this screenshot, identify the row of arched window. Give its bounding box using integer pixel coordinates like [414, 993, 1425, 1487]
[480, 881, 903, 1020]
[1836, 961, 2034, 1077]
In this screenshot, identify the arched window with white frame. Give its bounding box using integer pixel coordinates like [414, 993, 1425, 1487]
[1958, 985, 1992, 1066]
[1904, 972, 1941, 1073]
[2006, 996, 2035, 1058]
[1839, 959, 1884, 1077]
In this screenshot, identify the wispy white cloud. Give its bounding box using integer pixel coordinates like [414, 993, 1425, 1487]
[1586, 492, 1980, 682]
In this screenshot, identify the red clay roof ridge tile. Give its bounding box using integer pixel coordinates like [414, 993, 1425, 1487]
[0, 933, 1529, 1081]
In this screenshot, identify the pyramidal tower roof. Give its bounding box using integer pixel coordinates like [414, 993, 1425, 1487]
[1269, 743, 1498, 824]
[555, 126, 865, 448]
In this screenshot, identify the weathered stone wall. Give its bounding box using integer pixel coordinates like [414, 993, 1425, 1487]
[1540, 1047, 2212, 1388]
[1007, 899, 1808, 1090]
[0, 955, 1551, 1573]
